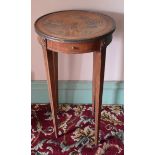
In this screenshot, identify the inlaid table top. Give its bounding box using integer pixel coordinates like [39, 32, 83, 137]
[35, 10, 116, 42]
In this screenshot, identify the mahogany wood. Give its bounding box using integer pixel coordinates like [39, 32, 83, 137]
[40, 38, 58, 138]
[92, 52, 97, 115]
[94, 45, 107, 145]
[35, 10, 115, 42]
[35, 10, 115, 145]
[47, 40, 100, 54]
[53, 52, 58, 108]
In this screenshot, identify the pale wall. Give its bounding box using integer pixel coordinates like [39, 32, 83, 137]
[31, 0, 124, 81]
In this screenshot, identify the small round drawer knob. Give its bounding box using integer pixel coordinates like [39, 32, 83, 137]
[72, 46, 79, 50]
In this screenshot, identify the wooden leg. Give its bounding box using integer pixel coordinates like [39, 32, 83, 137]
[41, 39, 58, 138]
[94, 46, 106, 145]
[53, 52, 58, 109]
[92, 52, 97, 115]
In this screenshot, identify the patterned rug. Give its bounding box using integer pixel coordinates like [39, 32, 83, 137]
[31, 104, 124, 155]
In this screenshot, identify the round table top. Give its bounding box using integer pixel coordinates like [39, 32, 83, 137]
[35, 10, 116, 42]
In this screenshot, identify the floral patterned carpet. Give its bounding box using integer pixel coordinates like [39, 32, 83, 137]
[31, 104, 124, 155]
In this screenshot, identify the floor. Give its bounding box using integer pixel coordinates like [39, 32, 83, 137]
[31, 104, 124, 155]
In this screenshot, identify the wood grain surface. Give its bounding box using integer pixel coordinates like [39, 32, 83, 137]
[35, 10, 115, 42]
[35, 10, 116, 145]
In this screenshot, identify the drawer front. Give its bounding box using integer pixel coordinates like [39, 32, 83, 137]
[47, 40, 101, 54]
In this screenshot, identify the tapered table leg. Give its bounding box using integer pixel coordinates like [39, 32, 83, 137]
[92, 52, 97, 115]
[53, 52, 58, 109]
[40, 38, 58, 138]
[94, 45, 106, 145]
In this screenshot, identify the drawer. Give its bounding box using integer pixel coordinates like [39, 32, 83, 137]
[47, 40, 101, 54]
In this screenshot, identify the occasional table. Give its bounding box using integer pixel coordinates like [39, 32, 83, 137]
[34, 10, 116, 145]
